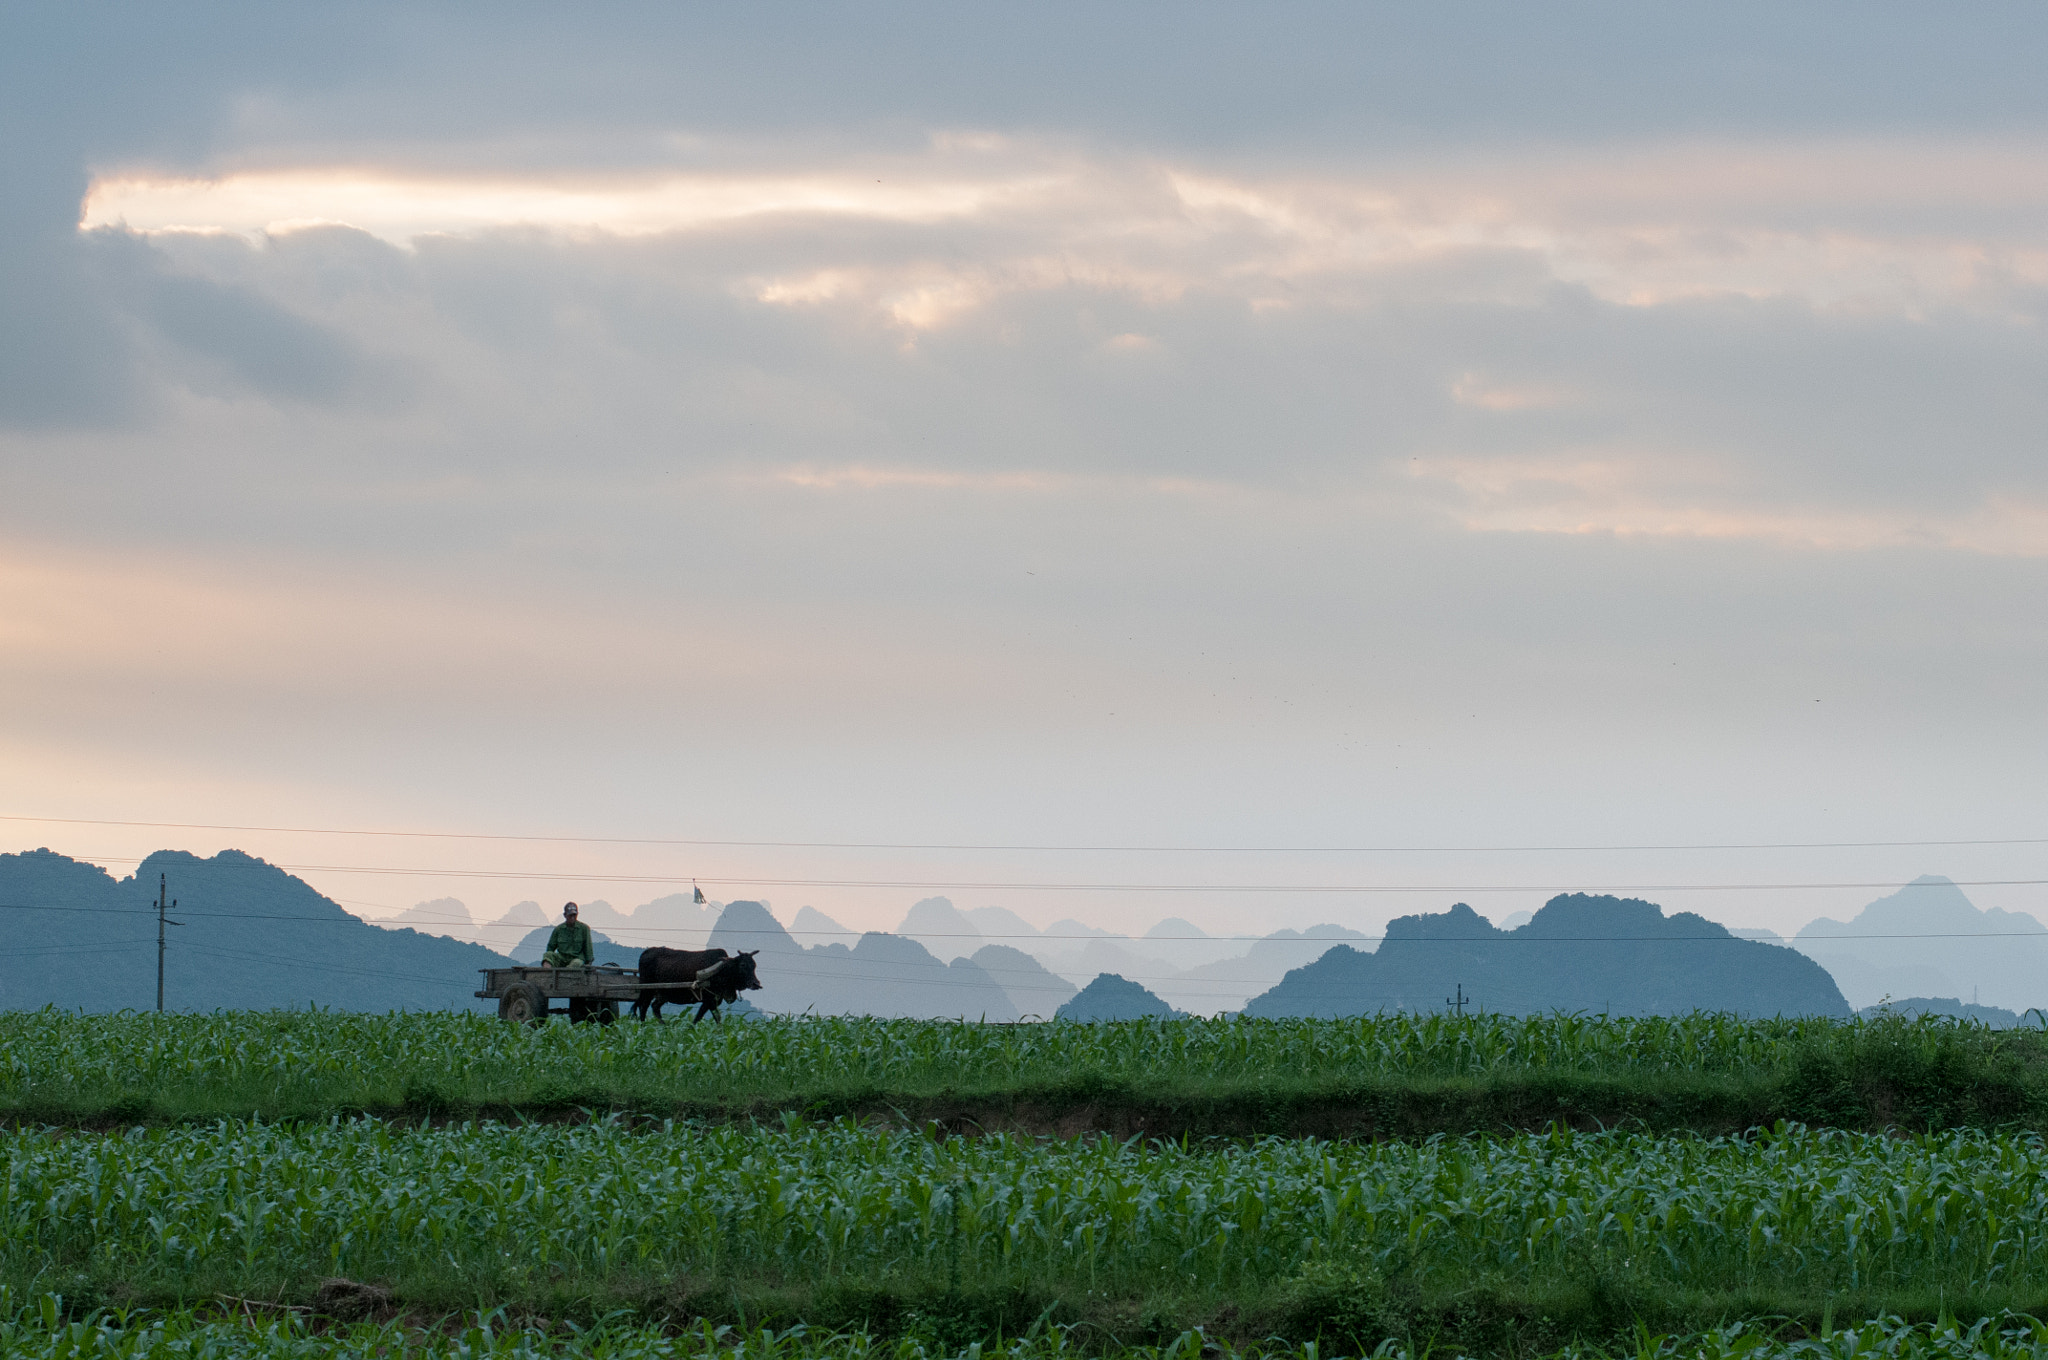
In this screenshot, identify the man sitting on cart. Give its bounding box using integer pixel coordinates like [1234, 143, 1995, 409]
[541, 901, 595, 968]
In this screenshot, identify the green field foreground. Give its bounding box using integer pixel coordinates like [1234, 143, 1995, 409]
[5, 1010, 2046, 1134]
[14, 1117, 2048, 1350]
[11, 1301, 2048, 1360]
[16, 1011, 2048, 1355]
[6, 1305, 2048, 1360]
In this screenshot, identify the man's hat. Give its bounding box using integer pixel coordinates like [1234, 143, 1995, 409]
[564, 901, 579, 915]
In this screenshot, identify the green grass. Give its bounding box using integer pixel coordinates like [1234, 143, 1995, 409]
[14, 1118, 2048, 1352]
[12, 1300, 2048, 1360]
[9, 1303, 2048, 1360]
[4, 1010, 2045, 1134]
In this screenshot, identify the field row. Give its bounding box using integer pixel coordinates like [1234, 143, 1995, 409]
[2, 1010, 2039, 1131]
[6, 1010, 1862, 1088]
[7, 1297, 2048, 1360]
[12, 1120, 2048, 1320]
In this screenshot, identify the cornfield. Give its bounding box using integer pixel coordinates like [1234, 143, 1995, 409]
[10, 1011, 2047, 1351]
[0, 1008, 2029, 1111]
[9, 1118, 2048, 1296]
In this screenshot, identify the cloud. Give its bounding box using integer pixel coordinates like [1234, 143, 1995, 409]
[81, 167, 1060, 243]
[24, 134, 2048, 559]
[1408, 453, 2048, 555]
[1450, 374, 1580, 412]
[82, 139, 2048, 323]
[8, 5, 2048, 937]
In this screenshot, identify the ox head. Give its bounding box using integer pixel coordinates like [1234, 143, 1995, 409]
[730, 949, 762, 992]
[695, 950, 763, 999]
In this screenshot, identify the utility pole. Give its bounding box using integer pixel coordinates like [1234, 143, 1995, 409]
[154, 873, 181, 1012]
[1446, 983, 1470, 1016]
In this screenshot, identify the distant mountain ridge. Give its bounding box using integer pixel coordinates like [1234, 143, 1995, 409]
[1860, 997, 2026, 1028]
[0, 848, 1363, 1020]
[880, 895, 1369, 1014]
[16, 845, 1987, 1022]
[1793, 876, 2048, 1011]
[1246, 894, 1849, 1018]
[709, 901, 1019, 1020]
[1057, 974, 1182, 1021]
[375, 891, 717, 954]
[1151, 925, 1371, 1013]
[0, 848, 511, 1012]
[968, 944, 1078, 1017]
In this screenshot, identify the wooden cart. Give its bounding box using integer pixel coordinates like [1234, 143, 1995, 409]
[475, 964, 705, 1024]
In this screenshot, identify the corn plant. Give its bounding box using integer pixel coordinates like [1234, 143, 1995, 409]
[6, 1120, 2048, 1300]
[0, 1009, 2029, 1117]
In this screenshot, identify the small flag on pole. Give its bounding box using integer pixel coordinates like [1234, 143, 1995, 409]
[693, 881, 706, 905]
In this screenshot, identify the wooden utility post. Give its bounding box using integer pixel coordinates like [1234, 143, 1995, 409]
[1446, 983, 1470, 1016]
[154, 873, 181, 1012]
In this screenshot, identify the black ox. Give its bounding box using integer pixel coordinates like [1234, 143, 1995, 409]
[633, 946, 762, 1022]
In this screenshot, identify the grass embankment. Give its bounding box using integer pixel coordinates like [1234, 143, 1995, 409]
[13, 1118, 2048, 1355]
[3, 1010, 2044, 1135]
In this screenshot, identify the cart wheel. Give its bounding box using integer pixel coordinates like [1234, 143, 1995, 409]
[499, 982, 548, 1025]
[594, 1001, 617, 1026]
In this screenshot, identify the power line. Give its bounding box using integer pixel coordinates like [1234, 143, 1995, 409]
[47, 853, 2048, 896]
[3, 942, 152, 960]
[176, 941, 490, 989]
[7, 811, 2047, 855]
[3, 900, 2047, 945]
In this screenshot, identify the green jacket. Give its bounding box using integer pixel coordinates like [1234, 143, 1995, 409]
[544, 920, 594, 965]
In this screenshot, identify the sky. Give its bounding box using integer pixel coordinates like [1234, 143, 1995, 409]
[4, 2, 2048, 943]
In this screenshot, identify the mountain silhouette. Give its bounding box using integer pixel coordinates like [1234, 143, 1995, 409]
[1056, 973, 1182, 1021]
[966, 905, 1040, 939]
[970, 943, 1077, 1017]
[793, 905, 861, 948]
[1793, 875, 2048, 1011]
[707, 900, 1017, 1019]
[1150, 923, 1371, 1013]
[1245, 894, 1849, 1018]
[388, 897, 476, 939]
[0, 848, 511, 1012]
[1860, 996, 2025, 1027]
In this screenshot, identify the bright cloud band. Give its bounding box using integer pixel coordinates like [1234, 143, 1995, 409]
[81, 140, 2048, 324]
